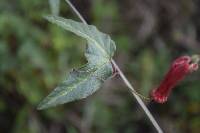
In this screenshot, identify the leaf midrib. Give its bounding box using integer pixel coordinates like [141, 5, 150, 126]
[45, 61, 110, 105]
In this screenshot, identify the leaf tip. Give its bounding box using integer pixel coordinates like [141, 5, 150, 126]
[43, 15, 50, 20]
[43, 15, 55, 22]
[37, 98, 52, 110]
[37, 101, 47, 110]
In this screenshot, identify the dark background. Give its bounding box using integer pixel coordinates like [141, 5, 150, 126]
[0, 0, 200, 133]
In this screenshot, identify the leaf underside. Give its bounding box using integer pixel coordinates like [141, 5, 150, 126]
[37, 15, 116, 110]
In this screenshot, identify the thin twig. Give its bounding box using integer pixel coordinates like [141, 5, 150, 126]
[65, 0, 163, 133]
[65, 0, 87, 24]
[111, 60, 163, 133]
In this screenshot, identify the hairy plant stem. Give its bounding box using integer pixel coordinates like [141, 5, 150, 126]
[65, 0, 163, 133]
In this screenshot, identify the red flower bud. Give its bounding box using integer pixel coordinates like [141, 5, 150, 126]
[150, 55, 199, 103]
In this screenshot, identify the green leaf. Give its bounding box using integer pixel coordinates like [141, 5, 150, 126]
[38, 63, 113, 109]
[37, 15, 116, 109]
[49, 0, 60, 16]
[45, 15, 116, 63]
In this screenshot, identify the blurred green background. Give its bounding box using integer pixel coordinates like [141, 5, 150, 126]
[0, 0, 200, 133]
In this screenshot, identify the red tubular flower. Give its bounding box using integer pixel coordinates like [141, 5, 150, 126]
[151, 55, 199, 103]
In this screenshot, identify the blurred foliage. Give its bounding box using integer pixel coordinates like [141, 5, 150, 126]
[0, 0, 200, 133]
